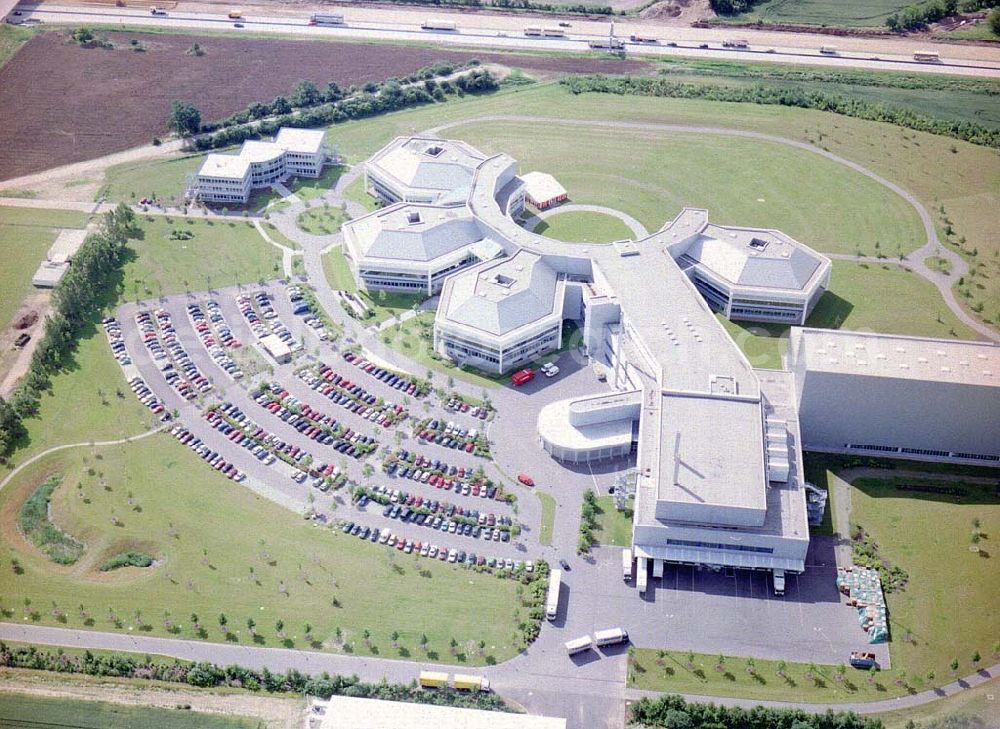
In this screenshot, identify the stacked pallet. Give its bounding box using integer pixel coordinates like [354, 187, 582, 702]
[836, 566, 889, 644]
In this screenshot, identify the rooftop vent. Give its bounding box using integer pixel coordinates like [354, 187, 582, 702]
[749, 237, 769, 251]
[424, 145, 445, 158]
[492, 274, 515, 288]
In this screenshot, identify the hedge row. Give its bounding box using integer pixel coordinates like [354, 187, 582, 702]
[561, 74, 1000, 149]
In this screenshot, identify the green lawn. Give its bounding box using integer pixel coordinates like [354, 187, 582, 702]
[0, 206, 91, 330]
[102, 154, 207, 206]
[532, 210, 633, 244]
[289, 165, 346, 201]
[342, 176, 380, 213]
[629, 648, 915, 702]
[296, 204, 349, 235]
[593, 496, 632, 547]
[874, 675, 1000, 729]
[715, 316, 788, 370]
[0, 436, 523, 665]
[849, 475, 1000, 683]
[452, 120, 925, 259]
[322, 246, 358, 293]
[123, 216, 282, 299]
[0, 692, 262, 729]
[941, 24, 1000, 42]
[536, 491, 556, 547]
[261, 221, 300, 250]
[724, 0, 913, 27]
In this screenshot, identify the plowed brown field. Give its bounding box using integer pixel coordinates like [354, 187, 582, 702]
[0, 31, 650, 180]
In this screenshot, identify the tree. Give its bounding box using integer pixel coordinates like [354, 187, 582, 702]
[271, 96, 292, 115]
[246, 617, 256, 635]
[292, 80, 321, 108]
[420, 633, 429, 652]
[989, 7, 1000, 36]
[168, 101, 201, 137]
[218, 613, 227, 632]
[951, 658, 960, 674]
[972, 650, 981, 667]
[390, 630, 400, 648]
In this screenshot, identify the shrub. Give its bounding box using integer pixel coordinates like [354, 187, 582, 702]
[99, 551, 155, 572]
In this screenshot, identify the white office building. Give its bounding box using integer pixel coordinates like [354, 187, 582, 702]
[788, 328, 1000, 465]
[341, 203, 505, 295]
[664, 208, 831, 325]
[434, 250, 566, 374]
[189, 128, 333, 204]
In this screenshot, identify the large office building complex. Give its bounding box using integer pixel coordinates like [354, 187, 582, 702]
[189, 128, 333, 204]
[789, 328, 1000, 465]
[347, 132, 997, 584]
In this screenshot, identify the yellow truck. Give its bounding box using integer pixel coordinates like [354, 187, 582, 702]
[418, 671, 449, 689]
[453, 674, 491, 692]
[227, 9, 243, 19]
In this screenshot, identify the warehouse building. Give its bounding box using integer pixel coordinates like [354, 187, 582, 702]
[189, 128, 333, 204]
[310, 696, 566, 729]
[663, 208, 831, 325]
[788, 328, 1000, 465]
[434, 250, 566, 374]
[341, 203, 505, 295]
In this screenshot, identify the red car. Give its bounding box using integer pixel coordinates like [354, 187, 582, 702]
[518, 473, 535, 487]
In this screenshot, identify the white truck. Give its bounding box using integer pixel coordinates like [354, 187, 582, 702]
[565, 635, 593, 656]
[593, 627, 629, 647]
[309, 13, 344, 25]
[622, 547, 633, 581]
[421, 19, 457, 31]
[546, 568, 562, 620]
[772, 569, 786, 596]
[636, 557, 647, 595]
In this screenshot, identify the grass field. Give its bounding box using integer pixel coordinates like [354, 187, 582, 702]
[942, 23, 1000, 41]
[593, 496, 632, 548]
[875, 675, 1000, 729]
[342, 176, 380, 213]
[0, 436, 523, 664]
[322, 247, 357, 293]
[102, 155, 206, 206]
[536, 491, 556, 547]
[123, 216, 282, 299]
[849, 475, 1000, 683]
[0, 692, 263, 729]
[261, 221, 300, 250]
[0, 206, 91, 330]
[296, 204, 349, 235]
[629, 648, 915, 702]
[724, 0, 913, 27]
[289, 165, 346, 202]
[532, 210, 633, 244]
[452, 121, 925, 259]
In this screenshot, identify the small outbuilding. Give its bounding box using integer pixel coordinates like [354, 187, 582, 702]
[260, 333, 292, 364]
[521, 171, 567, 210]
[32, 261, 70, 288]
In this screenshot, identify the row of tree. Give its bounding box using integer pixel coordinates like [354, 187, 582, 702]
[352, 0, 615, 16]
[886, 0, 999, 31]
[0, 204, 139, 459]
[0, 642, 508, 710]
[708, 0, 761, 14]
[168, 59, 481, 140]
[560, 74, 1000, 149]
[629, 694, 884, 729]
[189, 69, 498, 152]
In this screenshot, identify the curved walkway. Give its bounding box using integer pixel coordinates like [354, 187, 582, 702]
[524, 203, 649, 241]
[0, 426, 167, 493]
[430, 115, 997, 343]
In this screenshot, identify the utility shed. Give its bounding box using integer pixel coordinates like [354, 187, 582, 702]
[32, 261, 69, 288]
[260, 333, 292, 364]
[521, 172, 567, 210]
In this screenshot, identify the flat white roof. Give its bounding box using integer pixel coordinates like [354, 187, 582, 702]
[521, 171, 566, 203]
[345, 204, 489, 263]
[316, 696, 566, 729]
[260, 333, 291, 358]
[32, 261, 69, 287]
[47, 228, 88, 261]
[198, 153, 251, 180]
[537, 392, 638, 452]
[789, 328, 1000, 387]
[275, 127, 326, 154]
[368, 136, 487, 199]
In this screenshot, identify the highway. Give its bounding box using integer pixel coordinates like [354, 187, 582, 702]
[12, 1, 1000, 78]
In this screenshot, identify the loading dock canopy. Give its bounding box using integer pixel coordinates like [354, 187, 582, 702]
[634, 544, 804, 573]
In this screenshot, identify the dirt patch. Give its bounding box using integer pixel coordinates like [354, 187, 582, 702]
[0, 31, 653, 181]
[0, 292, 52, 398]
[0, 670, 306, 728]
[641, 0, 714, 24]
